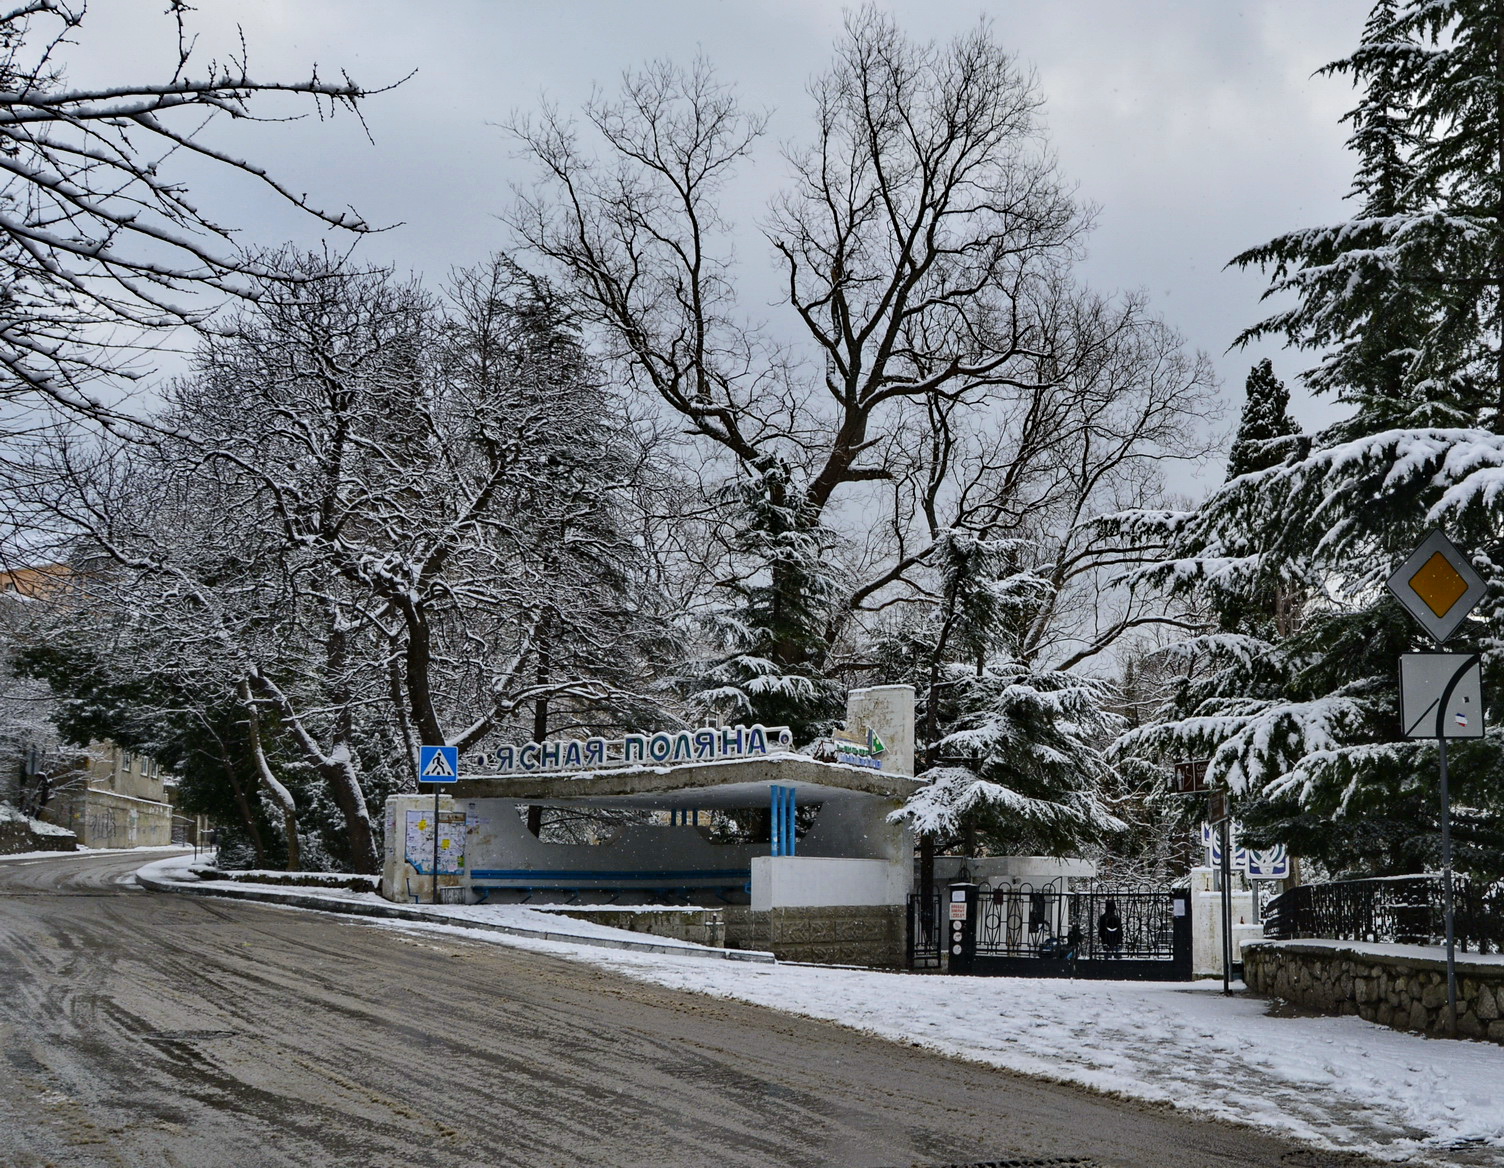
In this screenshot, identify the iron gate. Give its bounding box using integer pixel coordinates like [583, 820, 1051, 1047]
[909, 880, 1191, 980]
[908, 891, 943, 969]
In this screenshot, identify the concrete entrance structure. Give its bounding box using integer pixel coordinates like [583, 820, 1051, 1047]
[381, 686, 920, 964]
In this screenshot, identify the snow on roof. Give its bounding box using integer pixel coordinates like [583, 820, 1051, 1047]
[450, 751, 922, 807]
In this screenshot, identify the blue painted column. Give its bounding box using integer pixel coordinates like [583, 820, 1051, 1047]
[770, 785, 797, 857]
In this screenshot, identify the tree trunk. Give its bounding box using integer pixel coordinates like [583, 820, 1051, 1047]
[527, 625, 551, 838]
[919, 656, 943, 905]
[219, 751, 267, 867]
[322, 755, 379, 874]
[240, 681, 301, 872]
[1496, 14, 1504, 430]
[403, 606, 445, 747]
[326, 622, 379, 874]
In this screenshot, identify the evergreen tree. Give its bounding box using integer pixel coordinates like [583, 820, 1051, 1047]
[1117, 0, 1504, 879]
[1229, 0, 1442, 421]
[1226, 360, 1302, 479]
[684, 457, 845, 741]
[884, 532, 1124, 857]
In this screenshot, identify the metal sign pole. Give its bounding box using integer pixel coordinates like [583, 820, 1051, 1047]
[1438, 732, 1458, 1036]
[1220, 817, 1233, 996]
[1425, 650, 1473, 1037]
[1387, 533, 1485, 1042]
[417, 745, 460, 907]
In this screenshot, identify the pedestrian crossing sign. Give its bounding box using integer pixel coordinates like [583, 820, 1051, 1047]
[419, 745, 459, 784]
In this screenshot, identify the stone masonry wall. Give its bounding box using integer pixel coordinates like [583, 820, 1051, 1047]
[551, 908, 726, 949]
[540, 904, 906, 966]
[0, 817, 77, 854]
[723, 905, 905, 967]
[1243, 940, 1504, 1043]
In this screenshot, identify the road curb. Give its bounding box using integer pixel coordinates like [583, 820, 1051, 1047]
[134, 867, 777, 963]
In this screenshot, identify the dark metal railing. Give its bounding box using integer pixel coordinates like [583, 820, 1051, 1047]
[1263, 875, 1504, 954]
[907, 892, 944, 969]
[974, 880, 1178, 961]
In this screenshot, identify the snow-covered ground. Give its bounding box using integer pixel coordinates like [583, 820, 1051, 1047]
[137, 854, 1504, 1165]
[0, 842, 186, 863]
[136, 854, 750, 954]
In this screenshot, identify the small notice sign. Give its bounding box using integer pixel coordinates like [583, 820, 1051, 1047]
[404, 810, 465, 874]
[949, 901, 968, 921]
[1171, 759, 1209, 794]
[1399, 653, 1484, 740]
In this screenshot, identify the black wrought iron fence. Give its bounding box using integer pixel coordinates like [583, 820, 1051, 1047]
[1263, 875, 1504, 954]
[907, 892, 943, 969]
[975, 880, 1178, 961]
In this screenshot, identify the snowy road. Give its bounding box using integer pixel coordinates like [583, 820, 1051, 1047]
[0, 851, 1412, 1168]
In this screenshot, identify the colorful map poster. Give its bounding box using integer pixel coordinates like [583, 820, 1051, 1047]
[404, 809, 466, 875]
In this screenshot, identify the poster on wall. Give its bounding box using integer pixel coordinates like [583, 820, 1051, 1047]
[404, 809, 466, 875]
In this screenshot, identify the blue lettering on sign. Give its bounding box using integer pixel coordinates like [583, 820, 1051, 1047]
[484, 723, 793, 773]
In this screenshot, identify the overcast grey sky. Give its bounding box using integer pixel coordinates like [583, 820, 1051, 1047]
[71, 0, 1371, 479]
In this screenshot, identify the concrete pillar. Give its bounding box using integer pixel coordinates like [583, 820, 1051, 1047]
[1190, 866, 1257, 978]
[846, 685, 916, 777]
[381, 793, 460, 903]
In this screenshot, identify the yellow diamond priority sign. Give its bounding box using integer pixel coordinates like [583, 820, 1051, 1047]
[1410, 552, 1469, 617]
[1387, 531, 1486, 643]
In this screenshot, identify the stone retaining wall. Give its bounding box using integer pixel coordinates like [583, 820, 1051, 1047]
[1243, 939, 1504, 1043]
[551, 908, 726, 949]
[723, 904, 905, 967]
[0, 814, 76, 854]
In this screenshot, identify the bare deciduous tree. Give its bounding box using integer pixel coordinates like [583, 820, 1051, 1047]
[507, 9, 1216, 716]
[0, 0, 388, 416]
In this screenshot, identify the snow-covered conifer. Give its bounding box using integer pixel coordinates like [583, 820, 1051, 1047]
[1119, 1, 1504, 877]
[1226, 360, 1302, 479]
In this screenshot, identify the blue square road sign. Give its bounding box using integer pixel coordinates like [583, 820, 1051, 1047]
[419, 744, 459, 783]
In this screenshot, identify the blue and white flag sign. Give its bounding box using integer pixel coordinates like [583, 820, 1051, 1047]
[419, 744, 459, 784]
[1201, 822, 1289, 879]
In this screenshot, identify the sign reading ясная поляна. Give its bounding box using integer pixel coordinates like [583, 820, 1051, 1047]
[474, 724, 794, 775]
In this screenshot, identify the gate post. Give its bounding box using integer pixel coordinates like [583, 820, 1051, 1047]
[1172, 889, 1193, 980]
[947, 882, 978, 974]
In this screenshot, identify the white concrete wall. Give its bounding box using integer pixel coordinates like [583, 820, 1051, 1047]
[933, 855, 1097, 886]
[1190, 866, 1257, 978]
[382, 793, 462, 903]
[801, 796, 911, 863]
[750, 856, 909, 910]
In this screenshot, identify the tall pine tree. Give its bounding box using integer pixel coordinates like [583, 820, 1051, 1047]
[1118, 1, 1504, 878]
